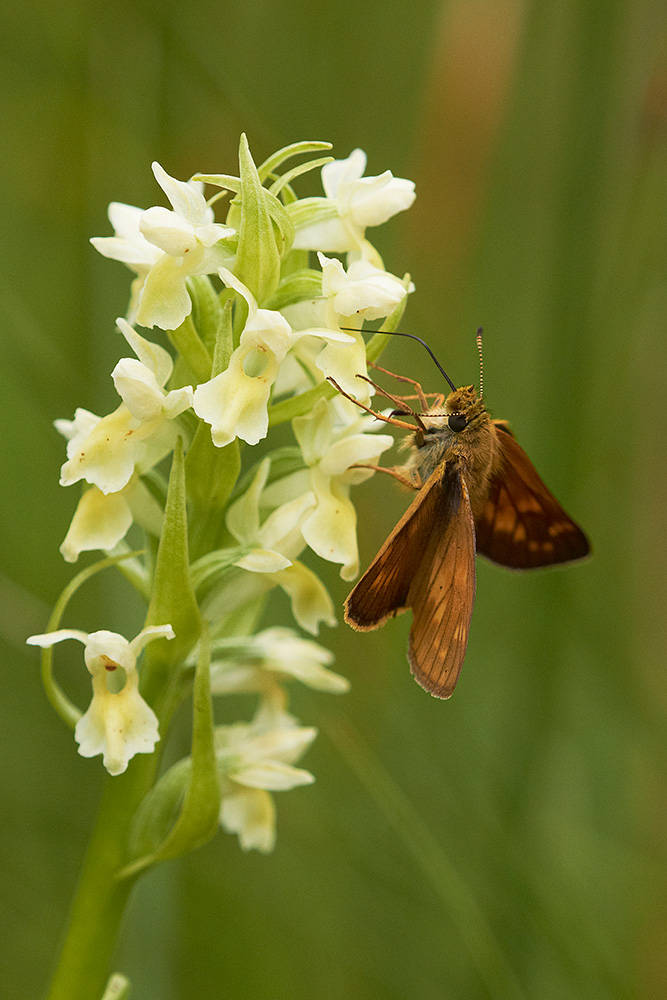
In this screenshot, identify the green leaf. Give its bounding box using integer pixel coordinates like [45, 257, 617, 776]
[286, 196, 338, 231]
[184, 300, 239, 560]
[258, 140, 332, 181]
[143, 441, 201, 689]
[125, 758, 190, 865]
[166, 314, 212, 385]
[268, 380, 338, 427]
[264, 269, 322, 311]
[211, 297, 234, 377]
[268, 156, 333, 199]
[234, 134, 281, 304]
[185, 430, 241, 563]
[229, 445, 306, 502]
[189, 275, 224, 353]
[262, 187, 295, 259]
[193, 173, 240, 193]
[189, 546, 250, 596]
[199, 169, 295, 263]
[121, 622, 220, 878]
[278, 247, 312, 279]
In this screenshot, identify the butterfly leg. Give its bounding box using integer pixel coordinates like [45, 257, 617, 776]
[353, 375, 430, 433]
[381, 391, 442, 403]
[368, 362, 430, 410]
[327, 378, 421, 432]
[354, 373, 419, 413]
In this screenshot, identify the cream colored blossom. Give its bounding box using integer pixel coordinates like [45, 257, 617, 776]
[193, 270, 293, 447]
[26, 625, 174, 775]
[216, 704, 316, 852]
[92, 163, 235, 330]
[292, 148, 415, 252]
[318, 252, 410, 321]
[280, 253, 411, 407]
[310, 252, 412, 404]
[57, 320, 192, 495]
[59, 476, 163, 563]
[222, 458, 336, 633]
[193, 268, 353, 448]
[90, 202, 162, 321]
[210, 627, 349, 696]
[292, 396, 394, 580]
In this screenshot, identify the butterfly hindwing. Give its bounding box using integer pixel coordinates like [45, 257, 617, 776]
[345, 457, 476, 699]
[406, 459, 476, 698]
[474, 422, 590, 569]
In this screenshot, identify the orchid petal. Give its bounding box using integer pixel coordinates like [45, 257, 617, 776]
[116, 318, 174, 386]
[152, 161, 210, 225]
[220, 788, 276, 853]
[136, 253, 194, 330]
[59, 486, 133, 563]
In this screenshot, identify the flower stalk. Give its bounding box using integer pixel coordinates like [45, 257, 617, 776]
[45, 755, 162, 1000]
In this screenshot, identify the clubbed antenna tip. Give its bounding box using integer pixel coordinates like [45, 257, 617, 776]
[476, 328, 484, 400]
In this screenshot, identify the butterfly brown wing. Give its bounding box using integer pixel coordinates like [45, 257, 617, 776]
[474, 422, 590, 569]
[406, 460, 476, 698]
[345, 464, 447, 630]
[345, 458, 476, 699]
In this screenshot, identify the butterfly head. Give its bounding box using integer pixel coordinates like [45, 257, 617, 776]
[425, 385, 486, 434]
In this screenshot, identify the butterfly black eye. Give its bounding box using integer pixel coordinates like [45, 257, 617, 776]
[448, 413, 467, 432]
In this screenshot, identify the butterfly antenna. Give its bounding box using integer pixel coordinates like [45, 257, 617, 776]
[476, 327, 484, 401]
[339, 328, 457, 392]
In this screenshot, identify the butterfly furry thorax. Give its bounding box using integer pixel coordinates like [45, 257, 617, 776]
[401, 385, 501, 517]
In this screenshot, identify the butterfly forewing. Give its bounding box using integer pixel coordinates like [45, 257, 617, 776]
[345, 458, 476, 699]
[406, 461, 476, 698]
[474, 423, 590, 569]
[344, 464, 447, 630]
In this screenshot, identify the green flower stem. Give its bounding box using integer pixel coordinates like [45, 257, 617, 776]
[45, 751, 160, 1000]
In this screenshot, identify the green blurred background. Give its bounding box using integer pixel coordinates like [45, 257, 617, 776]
[2, 0, 667, 997]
